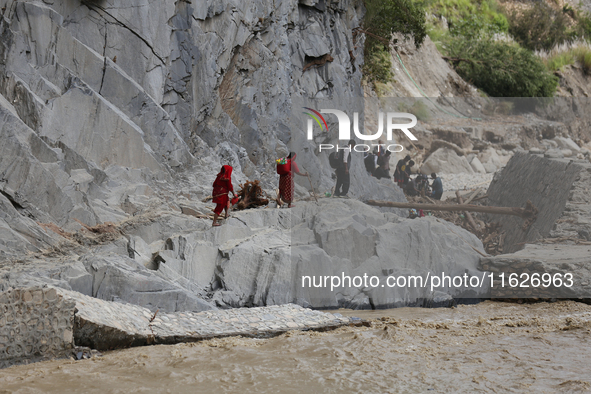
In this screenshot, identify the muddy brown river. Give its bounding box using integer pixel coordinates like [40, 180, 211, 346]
[1, 301, 590, 393]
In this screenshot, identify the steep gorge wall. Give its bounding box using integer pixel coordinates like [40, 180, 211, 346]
[0, 0, 365, 172]
[0, 0, 395, 259]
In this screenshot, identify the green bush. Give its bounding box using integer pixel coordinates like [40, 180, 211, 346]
[363, 0, 427, 51]
[582, 51, 591, 74]
[420, 0, 561, 97]
[542, 46, 591, 74]
[577, 13, 591, 40]
[507, 2, 574, 51]
[409, 101, 430, 121]
[362, 0, 427, 84]
[362, 47, 394, 84]
[447, 38, 558, 97]
[544, 51, 576, 72]
[450, 14, 506, 38]
[420, 0, 508, 34]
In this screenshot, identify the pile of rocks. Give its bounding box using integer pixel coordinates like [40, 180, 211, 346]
[534, 136, 591, 160]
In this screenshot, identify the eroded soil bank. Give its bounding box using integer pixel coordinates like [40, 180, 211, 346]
[1, 301, 590, 393]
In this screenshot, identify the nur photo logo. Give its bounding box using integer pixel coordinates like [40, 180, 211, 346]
[303, 108, 418, 153]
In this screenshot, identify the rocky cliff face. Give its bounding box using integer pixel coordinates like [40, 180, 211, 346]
[1, 0, 365, 169]
[0, 0, 377, 251]
[0, 0, 490, 310]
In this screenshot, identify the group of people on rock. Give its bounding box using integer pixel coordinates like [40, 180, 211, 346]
[365, 152, 443, 200]
[211, 143, 443, 227]
[210, 151, 309, 227]
[364, 147, 392, 180]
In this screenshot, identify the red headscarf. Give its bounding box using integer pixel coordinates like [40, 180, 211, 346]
[218, 165, 233, 180]
[212, 165, 233, 204]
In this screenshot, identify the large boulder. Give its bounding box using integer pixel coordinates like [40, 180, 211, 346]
[553, 137, 580, 153]
[487, 151, 591, 253]
[478, 147, 503, 173]
[202, 200, 489, 309]
[470, 156, 486, 174]
[421, 148, 474, 174]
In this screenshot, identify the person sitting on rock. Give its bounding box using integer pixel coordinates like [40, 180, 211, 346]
[404, 176, 419, 197]
[212, 165, 236, 227]
[394, 154, 411, 185]
[415, 173, 431, 196]
[374, 150, 391, 179]
[431, 172, 443, 200]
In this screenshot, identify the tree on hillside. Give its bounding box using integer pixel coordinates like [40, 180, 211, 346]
[507, 2, 573, 51]
[362, 0, 427, 51]
[446, 38, 558, 97]
[361, 0, 427, 84]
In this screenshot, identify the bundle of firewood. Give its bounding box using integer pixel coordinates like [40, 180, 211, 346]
[235, 180, 269, 210]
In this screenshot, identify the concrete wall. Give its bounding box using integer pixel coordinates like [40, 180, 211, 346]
[0, 287, 75, 368]
[487, 152, 590, 253]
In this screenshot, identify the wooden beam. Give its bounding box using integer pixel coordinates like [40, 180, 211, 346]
[366, 200, 538, 220]
[463, 188, 482, 205]
[456, 191, 479, 233]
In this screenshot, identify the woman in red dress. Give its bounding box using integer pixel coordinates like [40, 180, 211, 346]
[212, 165, 235, 227]
[279, 152, 308, 208]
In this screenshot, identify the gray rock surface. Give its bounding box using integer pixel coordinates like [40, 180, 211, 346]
[0, 0, 493, 312]
[160, 199, 488, 309]
[469, 156, 486, 174]
[479, 244, 591, 300]
[478, 147, 503, 173]
[553, 137, 581, 153]
[0, 0, 402, 257]
[0, 198, 489, 310]
[421, 148, 474, 175]
[58, 288, 356, 350]
[487, 152, 591, 253]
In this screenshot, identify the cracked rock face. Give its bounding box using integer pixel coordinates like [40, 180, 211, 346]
[0, 0, 368, 254]
[0, 0, 490, 309]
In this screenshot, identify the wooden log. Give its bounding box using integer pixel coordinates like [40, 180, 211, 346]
[463, 188, 481, 205]
[456, 191, 479, 233]
[472, 194, 488, 202]
[365, 199, 538, 220]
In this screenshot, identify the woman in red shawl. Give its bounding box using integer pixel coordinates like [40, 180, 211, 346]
[212, 165, 235, 227]
[279, 152, 307, 208]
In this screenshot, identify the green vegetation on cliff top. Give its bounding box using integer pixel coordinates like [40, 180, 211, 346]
[361, 0, 591, 97]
